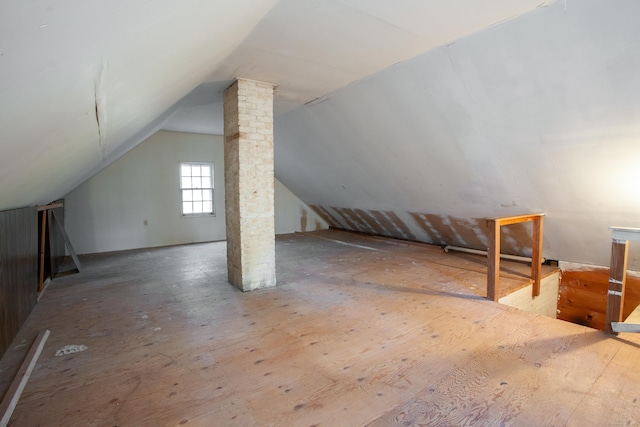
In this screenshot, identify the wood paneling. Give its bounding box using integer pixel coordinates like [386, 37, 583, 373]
[558, 268, 640, 331]
[0, 206, 38, 358]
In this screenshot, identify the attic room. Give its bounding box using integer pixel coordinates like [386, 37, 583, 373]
[2, 0, 640, 425]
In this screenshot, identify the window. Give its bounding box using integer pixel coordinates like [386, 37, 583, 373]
[180, 162, 214, 215]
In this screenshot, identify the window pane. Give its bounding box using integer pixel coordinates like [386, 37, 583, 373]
[180, 162, 215, 215]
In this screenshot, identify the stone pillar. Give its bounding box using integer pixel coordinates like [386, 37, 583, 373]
[223, 79, 276, 291]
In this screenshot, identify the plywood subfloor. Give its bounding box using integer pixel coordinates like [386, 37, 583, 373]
[1, 230, 639, 426]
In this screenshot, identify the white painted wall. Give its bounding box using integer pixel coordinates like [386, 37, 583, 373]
[274, 0, 640, 269]
[65, 131, 326, 254]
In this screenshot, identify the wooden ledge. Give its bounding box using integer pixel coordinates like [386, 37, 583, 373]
[485, 212, 545, 227]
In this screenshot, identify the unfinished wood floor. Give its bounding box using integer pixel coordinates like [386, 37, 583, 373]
[1, 229, 639, 426]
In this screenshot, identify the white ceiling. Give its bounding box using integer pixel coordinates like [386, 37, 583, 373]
[163, 0, 552, 133]
[0, 0, 550, 210]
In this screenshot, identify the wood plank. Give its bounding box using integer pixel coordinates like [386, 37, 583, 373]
[36, 203, 63, 212]
[38, 210, 46, 292]
[488, 212, 545, 226]
[0, 330, 49, 427]
[605, 240, 629, 334]
[531, 215, 543, 297]
[558, 268, 640, 331]
[486, 219, 500, 302]
[557, 304, 607, 330]
[557, 286, 606, 313]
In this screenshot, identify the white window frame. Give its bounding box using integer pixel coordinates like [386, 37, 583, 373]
[179, 162, 215, 216]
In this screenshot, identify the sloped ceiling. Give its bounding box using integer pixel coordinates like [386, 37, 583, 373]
[274, 0, 640, 267]
[0, 0, 279, 210]
[3, 0, 639, 267]
[0, 0, 549, 210]
[164, 0, 551, 133]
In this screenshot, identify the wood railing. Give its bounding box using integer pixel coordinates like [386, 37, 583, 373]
[485, 213, 545, 302]
[606, 227, 640, 334]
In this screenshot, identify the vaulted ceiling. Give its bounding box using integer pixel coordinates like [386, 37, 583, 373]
[1, 0, 546, 209]
[3, 0, 640, 267]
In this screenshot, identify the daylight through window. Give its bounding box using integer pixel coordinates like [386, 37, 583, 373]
[180, 162, 214, 215]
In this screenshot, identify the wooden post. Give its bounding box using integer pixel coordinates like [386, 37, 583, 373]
[486, 219, 500, 302]
[531, 215, 544, 297]
[485, 213, 545, 302]
[38, 210, 46, 292]
[605, 238, 629, 335]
